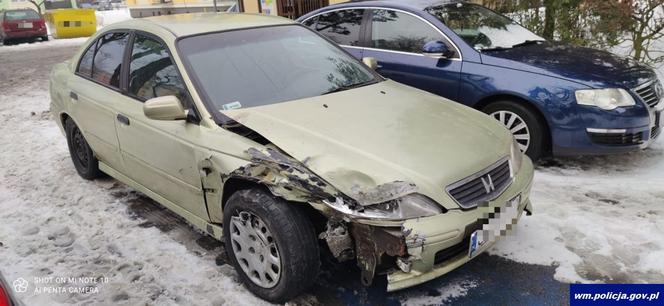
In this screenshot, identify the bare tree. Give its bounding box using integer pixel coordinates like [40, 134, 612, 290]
[627, 0, 664, 67]
[28, 0, 45, 15]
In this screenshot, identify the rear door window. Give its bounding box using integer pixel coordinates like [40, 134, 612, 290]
[370, 9, 446, 54]
[91, 32, 129, 88]
[128, 34, 189, 103]
[303, 9, 365, 46]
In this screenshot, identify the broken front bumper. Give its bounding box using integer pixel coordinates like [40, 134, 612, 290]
[386, 157, 534, 291]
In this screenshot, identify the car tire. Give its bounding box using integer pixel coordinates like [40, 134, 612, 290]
[223, 188, 320, 303]
[483, 101, 547, 161]
[65, 118, 102, 180]
[41, 36, 49, 41]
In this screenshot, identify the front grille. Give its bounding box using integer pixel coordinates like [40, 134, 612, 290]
[633, 80, 662, 108]
[589, 131, 644, 145]
[446, 158, 512, 209]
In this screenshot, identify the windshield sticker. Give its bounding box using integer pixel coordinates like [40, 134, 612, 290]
[221, 101, 242, 110]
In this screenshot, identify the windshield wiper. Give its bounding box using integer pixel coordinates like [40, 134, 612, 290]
[479, 40, 545, 52]
[479, 46, 511, 52]
[322, 80, 378, 95]
[511, 40, 545, 48]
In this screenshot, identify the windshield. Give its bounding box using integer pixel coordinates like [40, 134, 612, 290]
[426, 3, 544, 51]
[178, 25, 378, 115]
[5, 10, 41, 20]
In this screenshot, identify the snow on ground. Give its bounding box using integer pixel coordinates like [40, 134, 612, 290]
[0, 40, 270, 306]
[0, 37, 89, 51]
[489, 140, 664, 283]
[400, 280, 478, 306]
[1, 35, 663, 306]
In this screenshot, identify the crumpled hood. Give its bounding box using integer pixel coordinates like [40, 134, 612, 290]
[481, 42, 657, 89]
[222, 80, 512, 209]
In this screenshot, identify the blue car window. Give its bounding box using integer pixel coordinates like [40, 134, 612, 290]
[304, 9, 364, 46]
[371, 9, 444, 54]
[426, 3, 543, 50]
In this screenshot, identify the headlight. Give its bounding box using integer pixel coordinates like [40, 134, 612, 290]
[575, 88, 635, 110]
[510, 137, 523, 175]
[324, 194, 443, 220]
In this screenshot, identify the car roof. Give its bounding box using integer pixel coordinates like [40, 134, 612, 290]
[335, 0, 462, 11]
[110, 12, 295, 38]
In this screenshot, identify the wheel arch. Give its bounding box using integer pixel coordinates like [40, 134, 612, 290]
[220, 177, 327, 232]
[60, 112, 71, 127]
[473, 94, 553, 156]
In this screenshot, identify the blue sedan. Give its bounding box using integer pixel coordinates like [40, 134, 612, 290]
[298, 0, 663, 160]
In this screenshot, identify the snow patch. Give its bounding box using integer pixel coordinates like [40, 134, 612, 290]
[0, 37, 89, 52]
[490, 139, 664, 283]
[400, 280, 478, 306]
[0, 43, 271, 306]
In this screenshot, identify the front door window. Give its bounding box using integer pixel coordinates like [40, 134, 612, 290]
[371, 9, 448, 54]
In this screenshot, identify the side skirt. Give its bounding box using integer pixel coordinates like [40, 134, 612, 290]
[99, 161, 224, 240]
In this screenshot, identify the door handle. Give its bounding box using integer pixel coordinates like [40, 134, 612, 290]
[69, 91, 78, 100]
[116, 114, 130, 126]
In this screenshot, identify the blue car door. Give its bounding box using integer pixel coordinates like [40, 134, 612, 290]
[301, 8, 366, 59]
[361, 9, 462, 101]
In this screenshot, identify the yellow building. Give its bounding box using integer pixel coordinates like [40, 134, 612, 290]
[126, 0, 236, 18]
[240, 0, 328, 18]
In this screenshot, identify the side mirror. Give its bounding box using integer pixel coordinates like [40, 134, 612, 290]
[143, 96, 187, 121]
[362, 57, 378, 70]
[422, 41, 454, 58]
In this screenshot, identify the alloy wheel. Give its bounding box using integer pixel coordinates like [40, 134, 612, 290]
[491, 110, 530, 152]
[230, 211, 281, 288]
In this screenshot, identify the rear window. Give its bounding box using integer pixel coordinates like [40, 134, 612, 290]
[5, 10, 41, 21]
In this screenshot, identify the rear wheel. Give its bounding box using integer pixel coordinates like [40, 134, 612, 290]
[483, 101, 547, 161]
[41, 36, 49, 41]
[65, 118, 102, 179]
[223, 188, 319, 303]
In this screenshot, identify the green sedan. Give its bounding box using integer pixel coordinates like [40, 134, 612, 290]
[49, 13, 534, 303]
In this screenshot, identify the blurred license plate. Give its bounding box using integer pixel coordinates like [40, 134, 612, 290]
[19, 22, 33, 28]
[468, 195, 520, 258]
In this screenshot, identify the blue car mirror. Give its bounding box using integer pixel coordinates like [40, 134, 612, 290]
[422, 40, 454, 58]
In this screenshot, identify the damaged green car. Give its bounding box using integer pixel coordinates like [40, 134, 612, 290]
[49, 13, 534, 303]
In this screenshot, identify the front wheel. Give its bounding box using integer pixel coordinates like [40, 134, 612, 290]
[223, 188, 320, 303]
[483, 101, 547, 161]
